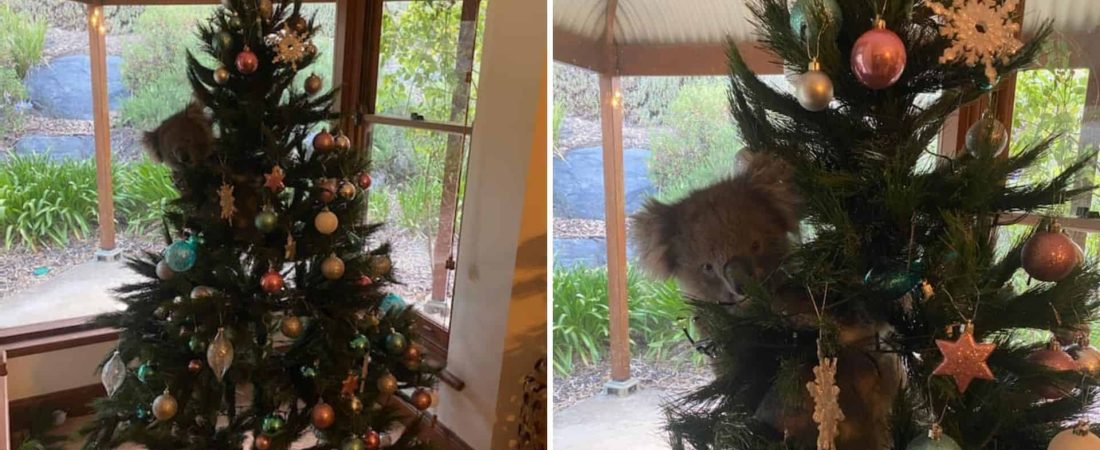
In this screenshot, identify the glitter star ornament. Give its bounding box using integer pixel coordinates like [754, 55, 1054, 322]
[264, 166, 285, 192]
[264, 24, 316, 70]
[806, 356, 844, 450]
[927, 0, 1023, 85]
[217, 182, 237, 222]
[933, 325, 996, 392]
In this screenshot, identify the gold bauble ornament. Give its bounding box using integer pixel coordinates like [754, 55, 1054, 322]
[322, 253, 345, 280]
[214, 66, 231, 85]
[370, 255, 393, 276]
[411, 388, 432, 411]
[305, 73, 323, 95]
[313, 129, 336, 153]
[1049, 421, 1100, 450]
[152, 389, 179, 421]
[1074, 345, 1100, 376]
[377, 372, 398, 395]
[338, 181, 357, 200]
[315, 209, 338, 235]
[796, 59, 833, 112]
[311, 401, 336, 429]
[280, 315, 303, 338]
[335, 133, 351, 151]
[347, 395, 364, 413]
[258, 0, 273, 20]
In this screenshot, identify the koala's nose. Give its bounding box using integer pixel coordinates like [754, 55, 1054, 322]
[722, 262, 747, 296]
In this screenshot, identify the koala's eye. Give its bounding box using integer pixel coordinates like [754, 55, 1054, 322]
[750, 240, 762, 254]
[701, 263, 714, 274]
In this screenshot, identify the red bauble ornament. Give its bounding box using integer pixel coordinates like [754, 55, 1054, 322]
[411, 388, 432, 411]
[261, 269, 284, 293]
[311, 401, 336, 429]
[1028, 345, 1077, 399]
[1021, 225, 1081, 282]
[254, 434, 272, 450]
[236, 46, 259, 74]
[358, 275, 373, 286]
[357, 172, 373, 190]
[850, 19, 906, 90]
[364, 430, 381, 450]
[313, 129, 335, 153]
[188, 359, 204, 373]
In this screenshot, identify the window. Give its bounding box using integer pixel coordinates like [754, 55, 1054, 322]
[364, 0, 487, 344]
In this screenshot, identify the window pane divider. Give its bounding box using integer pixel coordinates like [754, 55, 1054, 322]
[1001, 212, 1100, 233]
[364, 114, 472, 136]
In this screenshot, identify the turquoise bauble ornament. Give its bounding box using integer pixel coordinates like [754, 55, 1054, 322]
[349, 333, 369, 353]
[164, 238, 198, 272]
[136, 362, 156, 383]
[135, 404, 152, 421]
[790, 0, 842, 43]
[865, 261, 924, 298]
[380, 293, 407, 316]
[385, 332, 407, 354]
[188, 336, 205, 353]
[262, 414, 285, 434]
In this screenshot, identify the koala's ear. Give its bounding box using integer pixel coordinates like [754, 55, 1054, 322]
[142, 131, 163, 163]
[631, 199, 680, 278]
[740, 151, 800, 232]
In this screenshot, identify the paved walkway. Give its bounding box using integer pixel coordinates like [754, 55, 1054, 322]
[554, 388, 673, 450]
[0, 259, 141, 329]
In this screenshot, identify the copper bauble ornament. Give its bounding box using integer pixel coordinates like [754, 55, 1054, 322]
[411, 388, 432, 411]
[258, 0, 273, 20]
[315, 209, 339, 235]
[370, 255, 392, 276]
[796, 59, 833, 112]
[254, 435, 272, 450]
[236, 46, 259, 74]
[377, 372, 398, 395]
[261, 269, 284, 293]
[1022, 224, 1081, 282]
[187, 359, 203, 373]
[280, 315, 303, 337]
[338, 181, 356, 200]
[311, 401, 336, 429]
[1028, 343, 1077, 400]
[213, 66, 231, 85]
[322, 253, 345, 280]
[152, 390, 178, 421]
[313, 129, 335, 153]
[851, 18, 906, 90]
[304, 73, 323, 95]
[335, 133, 351, 151]
[156, 260, 175, 280]
[364, 430, 381, 450]
[357, 172, 373, 190]
[404, 345, 421, 361]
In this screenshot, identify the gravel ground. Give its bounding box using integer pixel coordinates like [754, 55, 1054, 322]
[553, 357, 714, 412]
[42, 28, 138, 61]
[0, 232, 161, 299]
[554, 117, 652, 158]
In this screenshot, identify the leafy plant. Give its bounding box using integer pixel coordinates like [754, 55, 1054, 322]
[115, 157, 177, 235]
[553, 100, 565, 146]
[0, 155, 98, 250]
[0, 66, 27, 138]
[0, 4, 47, 78]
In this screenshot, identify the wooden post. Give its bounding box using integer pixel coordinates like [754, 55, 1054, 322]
[88, 2, 117, 258]
[0, 351, 8, 450]
[600, 75, 631, 385]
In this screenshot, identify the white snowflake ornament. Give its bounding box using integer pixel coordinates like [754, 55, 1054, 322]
[927, 0, 1023, 85]
[806, 357, 844, 450]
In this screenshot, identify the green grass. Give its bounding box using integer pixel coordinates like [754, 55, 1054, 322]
[0, 4, 46, 78]
[553, 265, 704, 376]
[0, 155, 178, 250]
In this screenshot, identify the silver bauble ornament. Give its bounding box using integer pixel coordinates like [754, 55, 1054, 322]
[797, 59, 833, 112]
[207, 327, 234, 382]
[101, 351, 127, 398]
[965, 113, 1009, 157]
[191, 285, 216, 300]
[907, 425, 962, 450]
[152, 389, 179, 421]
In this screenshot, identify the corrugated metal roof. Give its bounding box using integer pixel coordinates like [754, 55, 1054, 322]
[555, 0, 1098, 46]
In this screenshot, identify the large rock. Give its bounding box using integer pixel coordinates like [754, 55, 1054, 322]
[11, 134, 96, 161]
[553, 147, 654, 220]
[553, 237, 637, 268]
[24, 55, 128, 120]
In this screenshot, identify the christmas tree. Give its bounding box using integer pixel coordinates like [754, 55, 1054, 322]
[660, 1, 1100, 449]
[81, 1, 437, 449]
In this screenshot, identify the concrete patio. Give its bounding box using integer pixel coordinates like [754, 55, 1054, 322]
[553, 388, 672, 450]
[0, 259, 139, 329]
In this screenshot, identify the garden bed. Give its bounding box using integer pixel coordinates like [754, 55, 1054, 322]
[553, 356, 713, 412]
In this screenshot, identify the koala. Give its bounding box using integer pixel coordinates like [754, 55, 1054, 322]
[142, 101, 215, 178]
[632, 151, 799, 305]
[632, 151, 900, 449]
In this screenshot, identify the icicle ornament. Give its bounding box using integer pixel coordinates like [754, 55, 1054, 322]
[102, 350, 127, 398]
[207, 327, 234, 382]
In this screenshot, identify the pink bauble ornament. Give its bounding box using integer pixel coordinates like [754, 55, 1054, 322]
[851, 19, 906, 90]
[1027, 345, 1077, 400]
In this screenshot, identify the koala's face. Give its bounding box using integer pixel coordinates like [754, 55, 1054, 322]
[632, 153, 799, 305]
